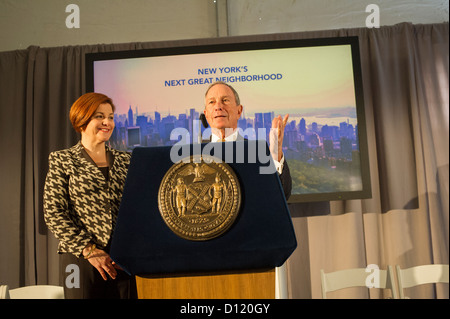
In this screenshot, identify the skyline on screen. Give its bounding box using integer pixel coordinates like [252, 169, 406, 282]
[94, 44, 357, 126]
[90, 41, 369, 200]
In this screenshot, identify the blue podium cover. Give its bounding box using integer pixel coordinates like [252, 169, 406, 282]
[110, 140, 297, 275]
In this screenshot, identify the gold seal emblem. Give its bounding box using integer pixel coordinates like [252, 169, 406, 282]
[158, 155, 241, 241]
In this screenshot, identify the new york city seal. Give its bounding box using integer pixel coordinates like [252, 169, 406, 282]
[158, 155, 241, 241]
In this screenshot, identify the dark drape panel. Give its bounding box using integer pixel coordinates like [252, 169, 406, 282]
[283, 23, 448, 299]
[0, 49, 29, 287]
[0, 23, 448, 299]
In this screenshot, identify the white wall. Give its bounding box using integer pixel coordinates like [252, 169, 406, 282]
[0, 0, 217, 52]
[228, 0, 449, 35]
[0, 0, 448, 52]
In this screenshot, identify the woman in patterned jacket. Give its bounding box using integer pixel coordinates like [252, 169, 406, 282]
[43, 93, 137, 299]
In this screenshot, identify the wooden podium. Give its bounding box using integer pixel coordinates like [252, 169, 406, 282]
[135, 268, 275, 299]
[109, 143, 297, 299]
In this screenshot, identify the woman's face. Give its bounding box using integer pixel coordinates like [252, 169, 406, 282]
[82, 103, 115, 143]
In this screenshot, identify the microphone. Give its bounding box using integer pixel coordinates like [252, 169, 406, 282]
[199, 113, 209, 128]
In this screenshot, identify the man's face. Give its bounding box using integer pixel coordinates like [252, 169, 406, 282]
[204, 84, 243, 131]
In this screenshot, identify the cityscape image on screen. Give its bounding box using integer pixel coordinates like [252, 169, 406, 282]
[86, 37, 371, 202]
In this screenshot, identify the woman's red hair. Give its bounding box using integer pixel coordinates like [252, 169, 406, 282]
[69, 92, 116, 133]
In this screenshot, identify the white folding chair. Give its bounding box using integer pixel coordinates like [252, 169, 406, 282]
[0, 285, 10, 299]
[396, 264, 449, 299]
[320, 265, 398, 299]
[8, 285, 64, 299]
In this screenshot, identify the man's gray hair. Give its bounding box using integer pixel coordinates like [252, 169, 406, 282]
[204, 81, 241, 106]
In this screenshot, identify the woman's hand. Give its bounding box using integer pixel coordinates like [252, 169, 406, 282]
[83, 244, 120, 280]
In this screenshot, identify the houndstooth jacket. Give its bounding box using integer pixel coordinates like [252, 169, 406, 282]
[43, 142, 131, 257]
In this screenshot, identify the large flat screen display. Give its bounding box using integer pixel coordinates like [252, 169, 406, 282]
[86, 36, 371, 203]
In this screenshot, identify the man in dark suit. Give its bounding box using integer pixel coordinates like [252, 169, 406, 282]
[203, 81, 292, 199]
